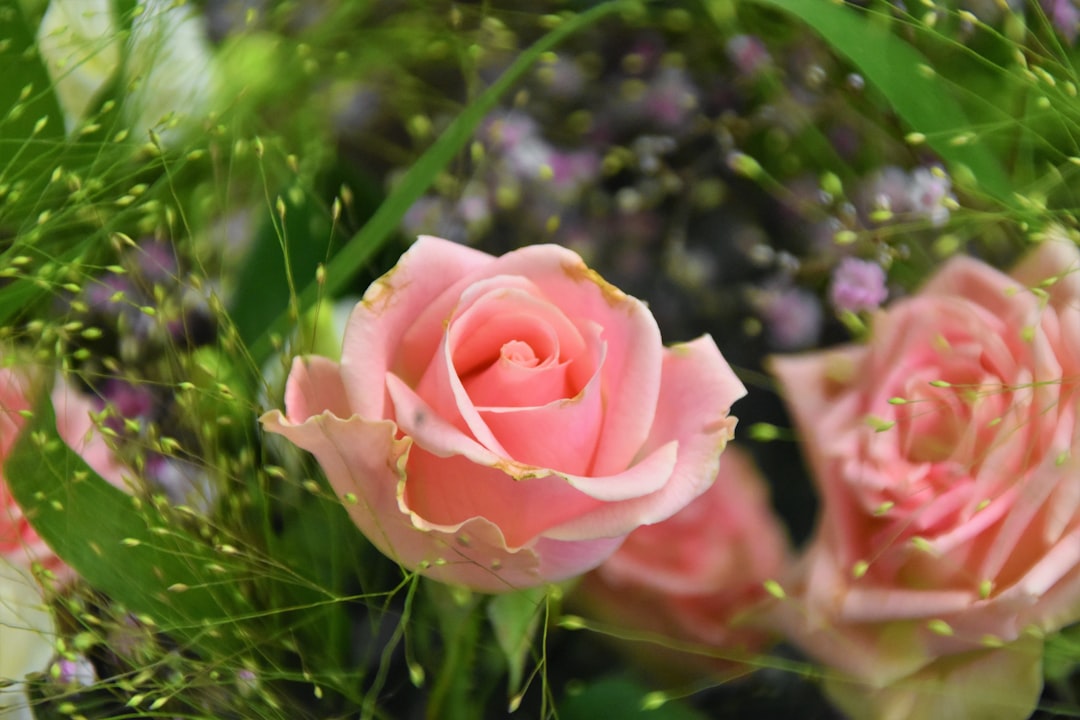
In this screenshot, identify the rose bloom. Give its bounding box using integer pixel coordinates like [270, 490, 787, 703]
[2, 363, 127, 576]
[578, 445, 788, 669]
[767, 238, 1080, 719]
[0, 558, 56, 720]
[263, 236, 745, 592]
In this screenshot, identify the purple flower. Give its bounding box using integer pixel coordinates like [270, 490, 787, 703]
[236, 668, 260, 698]
[641, 67, 699, 129]
[830, 257, 888, 313]
[754, 283, 823, 351]
[95, 379, 155, 434]
[907, 166, 955, 227]
[1043, 0, 1079, 43]
[83, 274, 132, 311]
[134, 239, 178, 285]
[726, 34, 771, 76]
[56, 656, 96, 687]
[860, 165, 955, 227]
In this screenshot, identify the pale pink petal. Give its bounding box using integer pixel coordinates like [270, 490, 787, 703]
[769, 345, 866, 458]
[1008, 235, 1080, 311]
[367, 240, 665, 474]
[393, 367, 679, 534]
[1019, 532, 1080, 631]
[531, 534, 626, 582]
[978, 454, 1066, 583]
[544, 336, 744, 540]
[0, 368, 32, 457]
[597, 445, 788, 596]
[339, 236, 494, 419]
[281, 355, 353, 421]
[470, 244, 665, 475]
[1011, 524, 1080, 599]
[766, 562, 932, 685]
[52, 379, 128, 489]
[475, 323, 605, 476]
[387, 373, 508, 469]
[450, 276, 587, 397]
[840, 587, 977, 623]
[919, 254, 1037, 321]
[262, 362, 560, 593]
[399, 358, 683, 510]
[400, 447, 600, 548]
[414, 278, 596, 464]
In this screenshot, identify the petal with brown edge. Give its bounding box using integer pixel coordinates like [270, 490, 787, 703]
[544, 336, 744, 541]
[339, 236, 494, 419]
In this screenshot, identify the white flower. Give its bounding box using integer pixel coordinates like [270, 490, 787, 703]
[124, 0, 220, 146]
[36, 0, 121, 132]
[0, 559, 55, 720]
[37, 0, 220, 144]
[907, 166, 955, 227]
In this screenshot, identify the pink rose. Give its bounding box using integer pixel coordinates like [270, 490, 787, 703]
[578, 445, 788, 667]
[2, 363, 127, 576]
[767, 238, 1080, 719]
[262, 236, 745, 592]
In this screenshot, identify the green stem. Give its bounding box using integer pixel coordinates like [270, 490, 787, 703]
[426, 591, 482, 720]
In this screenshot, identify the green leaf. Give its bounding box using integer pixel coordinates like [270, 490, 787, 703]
[487, 585, 547, 701]
[0, 239, 96, 328]
[558, 676, 708, 720]
[1045, 622, 1080, 683]
[737, 0, 1014, 206]
[5, 386, 255, 657]
[245, 0, 633, 366]
[0, 0, 65, 178]
[262, 481, 374, 681]
[229, 179, 338, 350]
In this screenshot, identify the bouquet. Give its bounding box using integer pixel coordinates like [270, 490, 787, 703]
[2, 1, 1080, 718]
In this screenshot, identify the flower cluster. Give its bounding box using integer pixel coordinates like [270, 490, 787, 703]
[258, 224, 1080, 720]
[5, 1, 1080, 719]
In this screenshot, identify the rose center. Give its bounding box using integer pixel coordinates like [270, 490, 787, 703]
[500, 339, 540, 368]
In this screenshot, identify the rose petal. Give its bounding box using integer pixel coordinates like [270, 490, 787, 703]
[410, 277, 598, 467]
[281, 355, 354, 421]
[400, 447, 599, 548]
[598, 445, 787, 596]
[1008, 236, 1080, 311]
[769, 345, 867, 458]
[53, 380, 129, 489]
[467, 244, 666, 475]
[840, 587, 976, 623]
[387, 372, 510, 469]
[262, 358, 565, 593]
[1010, 524, 1080, 599]
[339, 236, 494, 419]
[450, 277, 587, 398]
[397, 370, 681, 502]
[544, 336, 744, 540]
[768, 560, 932, 685]
[371, 241, 665, 475]
[475, 322, 605, 476]
[919, 255, 1038, 321]
[978, 455, 1066, 584]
